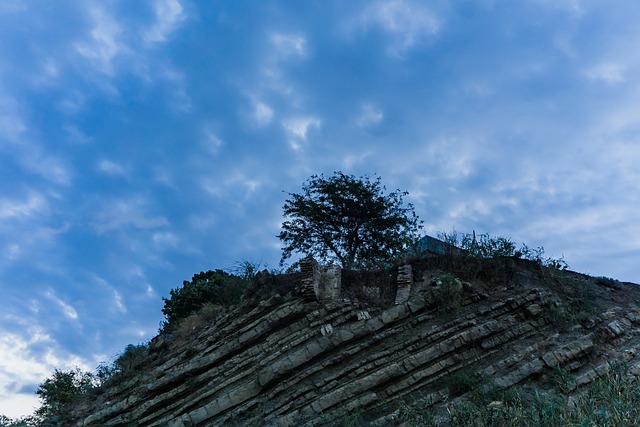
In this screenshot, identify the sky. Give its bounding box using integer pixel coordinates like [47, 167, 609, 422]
[1, 0, 640, 418]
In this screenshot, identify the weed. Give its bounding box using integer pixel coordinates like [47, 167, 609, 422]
[433, 274, 464, 316]
[443, 371, 484, 397]
[595, 276, 621, 289]
[342, 406, 364, 427]
[547, 365, 575, 394]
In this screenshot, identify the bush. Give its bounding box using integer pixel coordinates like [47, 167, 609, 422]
[161, 269, 247, 330]
[438, 231, 569, 270]
[35, 368, 94, 422]
[433, 274, 464, 315]
[0, 415, 38, 427]
[94, 343, 150, 387]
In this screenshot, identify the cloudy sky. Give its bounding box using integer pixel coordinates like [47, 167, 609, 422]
[2, 0, 640, 418]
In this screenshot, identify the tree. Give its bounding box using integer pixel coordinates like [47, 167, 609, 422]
[35, 368, 94, 422]
[278, 172, 422, 269]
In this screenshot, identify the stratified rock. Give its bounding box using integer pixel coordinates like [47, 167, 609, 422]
[68, 258, 640, 426]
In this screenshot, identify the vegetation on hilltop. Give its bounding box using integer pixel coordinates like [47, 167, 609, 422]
[278, 172, 422, 269]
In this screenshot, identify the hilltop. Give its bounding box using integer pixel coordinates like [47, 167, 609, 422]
[61, 253, 640, 426]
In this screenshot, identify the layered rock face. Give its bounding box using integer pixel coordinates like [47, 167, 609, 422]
[70, 257, 640, 426]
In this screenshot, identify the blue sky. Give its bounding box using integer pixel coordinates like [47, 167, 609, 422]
[2, 0, 640, 418]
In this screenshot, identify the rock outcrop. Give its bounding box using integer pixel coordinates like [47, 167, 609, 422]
[68, 257, 640, 426]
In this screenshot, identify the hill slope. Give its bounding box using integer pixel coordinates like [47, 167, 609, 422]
[68, 256, 640, 426]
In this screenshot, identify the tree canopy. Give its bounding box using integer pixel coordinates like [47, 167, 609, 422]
[35, 368, 94, 422]
[161, 269, 246, 330]
[278, 172, 422, 269]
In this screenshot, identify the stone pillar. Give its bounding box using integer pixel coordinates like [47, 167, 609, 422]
[299, 256, 320, 301]
[319, 264, 342, 301]
[395, 264, 413, 305]
[299, 257, 342, 302]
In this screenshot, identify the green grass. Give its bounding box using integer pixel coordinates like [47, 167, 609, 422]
[394, 363, 640, 427]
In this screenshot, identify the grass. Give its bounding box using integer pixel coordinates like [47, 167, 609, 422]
[395, 362, 640, 427]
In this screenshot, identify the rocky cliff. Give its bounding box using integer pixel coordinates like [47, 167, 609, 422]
[68, 256, 640, 426]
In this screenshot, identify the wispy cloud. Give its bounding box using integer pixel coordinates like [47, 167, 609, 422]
[249, 98, 275, 127]
[585, 62, 626, 84]
[201, 125, 224, 154]
[74, 6, 127, 76]
[0, 327, 93, 418]
[271, 33, 307, 58]
[356, 103, 384, 128]
[358, 0, 442, 57]
[96, 159, 131, 179]
[93, 198, 169, 234]
[144, 0, 185, 43]
[45, 291, 78, 320]
[282, 117, 321, 150]
[0, 194, 47, 220]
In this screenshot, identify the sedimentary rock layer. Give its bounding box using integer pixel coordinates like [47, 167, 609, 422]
[70, 260, 640, 426]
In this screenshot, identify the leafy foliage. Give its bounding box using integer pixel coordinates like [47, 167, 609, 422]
[35, 368, 94, 422]
[278, 172, 422, 269]
[0, 415, 37, 427]
[96, 343, 150, 386]
[161, 269, 246, 330]
[438, 230, 569, 269]
[433, 273, 464, 316]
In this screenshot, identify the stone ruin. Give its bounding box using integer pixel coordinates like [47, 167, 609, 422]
[394, 264, 413, 304]
[299, 255, 413, 305]
[299, 256, 342, 302]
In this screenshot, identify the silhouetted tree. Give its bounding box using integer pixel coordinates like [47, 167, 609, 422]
[278, 172, 422, 269]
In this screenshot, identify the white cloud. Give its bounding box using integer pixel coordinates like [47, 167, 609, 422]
[528, 0, 584, 16]
[189, 213, 217, 230]
[201, 126, 223, 154]
[144, 0, 185, 43]
[113, 289, 126, 313]
[74, 6, 127, 75]
[359, 0, 441, 56]
[282, 117, 321, 150]
[356, 103, 384, 128]
[251, 99, 275, 127]
[0, 194, 46, 220]
[152, 231, 179, 248]
[585, 62, 626, 84]
[199, 177, 222, 197]
[37, 156, 72, 186]
[63, 125, 91, 144]
[0, 327, 94, 418]
[45, 291, 78, 320]
[97, 159, 130, 179]
[58, 93, 87, 115]
[271, 33, 307, 58]
[342, 151, 374, 169]
[224, 171, 262, 197]
[93, 198, 169, 233]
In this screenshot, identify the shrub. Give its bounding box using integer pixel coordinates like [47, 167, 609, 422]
[433, 274, 464, 315]
[437, 231, 570, 270]
[161, 269, 246, 330]
[95, 343, 150, 386]
[595, 276, 620, 289]
[35, 368, 94, 422]
[0, 415, 38, 427]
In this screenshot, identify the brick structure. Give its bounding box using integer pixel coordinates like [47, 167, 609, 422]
[299, 256, 342, 302]
[395, 264, 413, 304]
